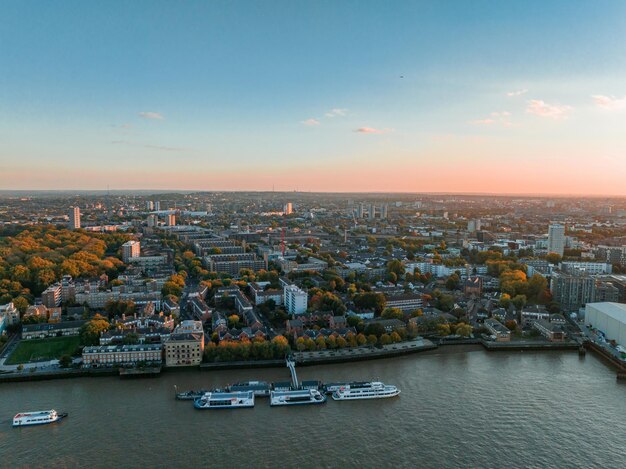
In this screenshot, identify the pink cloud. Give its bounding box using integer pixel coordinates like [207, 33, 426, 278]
[301, 118, 320, 126]
[592, 95, 626, 110]
[469, 111, 512, 126]
[526, 100, 572, 119]
[354, 127, 391, 134]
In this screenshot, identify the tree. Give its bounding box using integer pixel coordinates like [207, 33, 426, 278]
[386, 259, 405, 278]
[455, 323, 473, 337]
[436, 323, 451, 336]
[381, 307, 404, 321]
[545, 253, 562, 264]
[367, 334, 378, 345]
[12, 296, 29, 314]
[228, 314, 241, 328]
[336, 336, 348, 348]
[59, 354, 73, 368]
[315, 336, 327, 350]
[511, 294, 527, 311]
[364, 322, 385, 337]
[505, 320, 518, 331]
[80, 315, 110, 346]
[390, 331, 402, 343]
[353, 292, 386, 314]
[295, 337, 306, 351]
[326, 336, 337, 349]
[445, 274, 460, 291]
[379, 333, 392, 345]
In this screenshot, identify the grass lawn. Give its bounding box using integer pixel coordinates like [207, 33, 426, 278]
[5, 336, 81, 365]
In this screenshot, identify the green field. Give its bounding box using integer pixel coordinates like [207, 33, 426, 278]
[5, 336, 81, 365]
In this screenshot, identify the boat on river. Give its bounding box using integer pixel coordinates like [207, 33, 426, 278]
[13, 410, 68, 427]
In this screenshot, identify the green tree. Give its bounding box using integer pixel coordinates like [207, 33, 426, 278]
[381, 307, 404, 321]
[59, 354, 73, 368]
[80, 315, 110, 346]
[379, 333, 392, 345]
[455, 323, 473, 337]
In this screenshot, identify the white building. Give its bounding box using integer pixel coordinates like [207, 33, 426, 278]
[284, 285, 307, 315]
[122, 240, 141, 263]
[69, 207, 81, 230]
[560, 261, 612, 275]
[585, 302, 626, 347]
[548, 223, 565, 256]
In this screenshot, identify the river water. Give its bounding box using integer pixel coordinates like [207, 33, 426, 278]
[0, 347, 624, 468]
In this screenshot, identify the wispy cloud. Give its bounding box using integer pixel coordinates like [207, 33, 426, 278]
[301, 118, 320, 126]
[139, 111, 164, 120]
[325, 108, 348, 118]
[354, 127, 392, 134]
[526, 100, 572, 119]
[469, 111, 512, 126]
[592, 95, 626, 110]
[507, 89, 528, 97]
[111, 140, 184, 152]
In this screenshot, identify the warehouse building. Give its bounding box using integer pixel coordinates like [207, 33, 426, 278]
[585, 302, 626, 347]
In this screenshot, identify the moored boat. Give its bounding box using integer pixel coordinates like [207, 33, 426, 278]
[227, 381, 271, 397]
[270, 389, 327, 406]
[13, 410, 68, 427]
[332, 381, 400, 400]
[176, 389, 210, 400]
[194, 391, 255, 409]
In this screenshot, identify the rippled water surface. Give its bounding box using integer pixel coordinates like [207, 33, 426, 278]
[1, 347, 624, 468]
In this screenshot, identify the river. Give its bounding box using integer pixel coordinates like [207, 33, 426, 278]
[1, 347, 624, 468]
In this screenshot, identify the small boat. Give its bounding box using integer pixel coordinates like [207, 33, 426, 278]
[227, 381, 271, 397]
[13, 410, 68, 427]
[332, 381, 400, 401]
[270, 389, 327, 406]
[194, 391, 255, 409]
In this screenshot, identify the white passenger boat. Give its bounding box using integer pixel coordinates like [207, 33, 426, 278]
[13, 410, 68, 427]
[194, 391, 255, 409]
[331, 381, 400, 400]
[270, 389, 327, 406]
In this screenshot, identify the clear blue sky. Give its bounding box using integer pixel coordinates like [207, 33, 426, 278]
[1, 1, 626, 194]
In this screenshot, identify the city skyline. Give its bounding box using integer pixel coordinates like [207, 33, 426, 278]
[2, 1, 626, 195]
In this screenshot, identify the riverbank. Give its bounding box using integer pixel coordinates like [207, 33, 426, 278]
[0, 337, 613, 383]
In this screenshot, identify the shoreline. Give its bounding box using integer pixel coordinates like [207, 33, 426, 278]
[0, 337, 602, 384]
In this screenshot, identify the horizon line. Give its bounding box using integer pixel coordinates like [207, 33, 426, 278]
[1, 189, 625, 198]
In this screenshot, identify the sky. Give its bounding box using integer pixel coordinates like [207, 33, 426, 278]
[1, 0, 626, 195]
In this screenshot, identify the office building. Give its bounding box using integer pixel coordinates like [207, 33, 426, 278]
[154, 201, 161, 211]
[146, 201, 154, 211]
[167, 214, 176, 226]
[547, 223, 565, 256]
[284, 202, 293, 215]
[69, 207, 81, 229]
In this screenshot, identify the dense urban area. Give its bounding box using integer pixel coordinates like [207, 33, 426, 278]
[1, 191, 625, 379]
